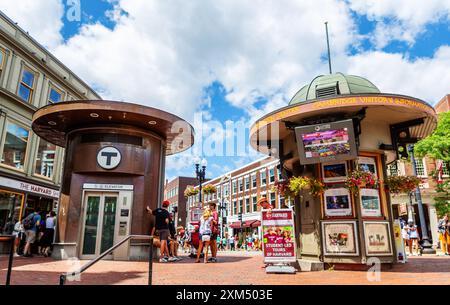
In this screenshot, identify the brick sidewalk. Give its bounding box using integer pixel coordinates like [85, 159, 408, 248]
[1, 251, 450, 285]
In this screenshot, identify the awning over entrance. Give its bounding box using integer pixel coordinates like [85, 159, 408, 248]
[229, 220, 261, 229]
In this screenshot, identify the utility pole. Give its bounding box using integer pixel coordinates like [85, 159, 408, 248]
[325, 21, 332, 74]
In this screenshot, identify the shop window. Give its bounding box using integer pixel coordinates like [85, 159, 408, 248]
[1, 121, 29, 170]
[0, 191, 23, 232]
[18, 66, 36, 103]
[260, 171, 267, 186]
[48, 85, 64, 104]
[245, 198, 250, 213]
[269, 168, 275, 183]
[34, 139, 56, 179]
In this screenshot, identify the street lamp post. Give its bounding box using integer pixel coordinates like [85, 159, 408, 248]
[408, 144, 436, 254]
[219, 200, 227, 238]
[194, 158, 207, 207]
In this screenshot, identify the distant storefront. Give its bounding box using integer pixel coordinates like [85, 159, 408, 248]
[0, 175, 59, 232]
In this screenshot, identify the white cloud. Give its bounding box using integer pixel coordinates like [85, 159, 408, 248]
[346, 46, 450, 104]
[348, 0, 450, 48]
[0, 0, 64, 49]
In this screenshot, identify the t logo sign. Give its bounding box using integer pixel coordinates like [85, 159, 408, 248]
[97, 147, 121, 170]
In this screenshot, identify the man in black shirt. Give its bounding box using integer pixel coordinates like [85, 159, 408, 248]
[147, 200, 172, 263]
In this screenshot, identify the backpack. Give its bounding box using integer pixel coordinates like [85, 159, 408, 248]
[22, 213, 36, 230]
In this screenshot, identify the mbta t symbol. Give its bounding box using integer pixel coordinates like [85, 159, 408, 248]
[101, 151, 118, 166]
[97, 147, 122, 170]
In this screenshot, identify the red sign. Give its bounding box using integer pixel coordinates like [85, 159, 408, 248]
[262, 209, 296, 263]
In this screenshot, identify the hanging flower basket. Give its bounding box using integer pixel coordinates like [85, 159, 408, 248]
[202, 184, 217, 195]
[288, 176, 325, 198]
[271, 180, 294, 198]
[385, 175, 422, 194]
[345, 170, 379, 195]
[184, 186, 199, 198]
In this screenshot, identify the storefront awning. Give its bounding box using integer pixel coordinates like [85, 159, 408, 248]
[229, 220, 260, 229]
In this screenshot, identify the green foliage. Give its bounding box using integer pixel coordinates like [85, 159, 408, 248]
[434, 180, 450, 217]
[415, 112, 450, 161]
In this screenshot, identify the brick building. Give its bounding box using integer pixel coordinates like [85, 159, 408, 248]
[186, 156, 291, 240]
[388, 95, 450, 247]
[164, 176, 199, 228]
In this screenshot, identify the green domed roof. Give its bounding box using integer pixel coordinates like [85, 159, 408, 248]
[289, 72, 380, 105]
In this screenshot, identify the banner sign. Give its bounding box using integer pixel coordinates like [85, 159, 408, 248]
[262, 209, 296, 263]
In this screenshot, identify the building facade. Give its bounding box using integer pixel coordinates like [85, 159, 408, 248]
[186, 156, 291, 241]
[0, 11, 100, 234]
[388, 96, 450, 247]
[164, 176, 199, 229]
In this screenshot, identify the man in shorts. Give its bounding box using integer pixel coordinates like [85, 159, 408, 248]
[147, 200, 174, 262]
[23, 207, 41, 257]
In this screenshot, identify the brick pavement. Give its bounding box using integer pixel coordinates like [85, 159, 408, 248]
[1, 251, 450, 285]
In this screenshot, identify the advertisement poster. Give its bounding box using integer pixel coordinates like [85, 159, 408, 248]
[322, 221, 359, 256]
[363, 221, 393, 256]
[357, 156, 378, 178]
[360, 188, 382, 217]
[321, 162, 348, 183]
[262, 209, 296, 263]
[324, 188, 352, 217]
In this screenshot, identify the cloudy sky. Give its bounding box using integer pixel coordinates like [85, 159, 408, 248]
[1, 0, 450, 180]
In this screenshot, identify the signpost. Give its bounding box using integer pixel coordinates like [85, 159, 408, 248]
[261, 209, 297, 274]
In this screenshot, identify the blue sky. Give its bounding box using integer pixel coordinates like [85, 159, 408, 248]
[2, 0, 450, 181]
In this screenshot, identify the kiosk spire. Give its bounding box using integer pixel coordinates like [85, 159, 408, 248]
[325, 21, 332, 74]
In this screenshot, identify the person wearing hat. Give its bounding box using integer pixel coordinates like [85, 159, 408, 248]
[147, 200, 174, 262]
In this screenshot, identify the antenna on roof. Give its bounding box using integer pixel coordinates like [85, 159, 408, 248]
[324, 21, 332, 74]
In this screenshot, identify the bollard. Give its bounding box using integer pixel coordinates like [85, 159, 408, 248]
[148, 236, 153, 285]
[6, 236, 14, 285]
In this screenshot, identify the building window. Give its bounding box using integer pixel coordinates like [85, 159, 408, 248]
[233, 200, 237, 215]
[34, 139, 56, 179]
[0, 49, 6, 77]
[232, 180, 237, 194]
[414, 158, 427, 177]
[278, 167, 283, 181]
[251, 174, 257, 188]
[270, 192, 276, 208]
[387, 161, 400, 176]
[244, 176, 250, 190]
[245, 198, 250, 213]
[238, 179, 243, 192]
[48, 85, 63, 104]
[269, 168, 275, 183]
[18, 66, 36, 103]
[252, 196, 257, 212]
[260, 171, 267, 186]
[239, 199, 243, 214]
[442, 161, 450, 177]
[224, 183, 229, 196]
[1, 122, 29, 170]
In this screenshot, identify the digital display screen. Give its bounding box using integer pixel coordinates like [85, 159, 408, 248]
[295, 119, 357, 165]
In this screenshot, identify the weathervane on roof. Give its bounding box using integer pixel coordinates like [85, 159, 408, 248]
[325, 21, 332, 74]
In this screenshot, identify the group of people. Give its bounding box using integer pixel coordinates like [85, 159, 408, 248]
[438, 214, 450, 256]
[401, 219, 421, 256]
[2, 207, 56, 257]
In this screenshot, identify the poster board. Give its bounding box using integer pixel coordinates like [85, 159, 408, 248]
[324, 188, 352, 217]
[363, 221, 393, 256]
[321, 221, 359, 256]
[262, 209, 297, 263]
[360, 188, 382, 217]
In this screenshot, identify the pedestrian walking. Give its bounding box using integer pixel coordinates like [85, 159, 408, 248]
[196, 208, 213, 263]
[147, 200, 172, 263]
[406, 221, 420, 256]
[208, 202, 219, 262]
[22, 207, 42, 257]
[40, 211, 56, 257]
[229, 235, 235, 251]
[438, 214, 449, 255]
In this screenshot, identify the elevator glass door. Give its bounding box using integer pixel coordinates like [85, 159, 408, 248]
[81, 192, 118, 259]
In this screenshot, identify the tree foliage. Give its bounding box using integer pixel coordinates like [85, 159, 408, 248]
[415, 112, 450, 161]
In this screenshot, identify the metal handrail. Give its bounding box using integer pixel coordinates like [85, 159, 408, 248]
[0, 235, 15, 285]
[59, 234, 154, 285]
